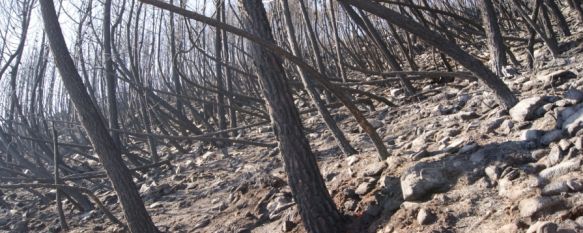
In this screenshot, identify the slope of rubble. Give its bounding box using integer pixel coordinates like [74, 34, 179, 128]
[3, 17, 583, 233]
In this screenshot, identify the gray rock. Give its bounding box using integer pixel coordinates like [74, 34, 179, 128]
[532, 112, 558, 131]
[539, 158, 581, 180]
[363, 162, 388, 177]
[11, 221, 28, 233]
[266, 196, 294, 220]
[346, 156, 360, 166]
[193, 218, 211, 230]
[542, 179, 571, 196]
[576, 216, 583, 226]
[547, 145, 565, 167]
[537, 70, 577, 88]
[482, 118, 505, 133]
[149, 202, 163, 208]
[540, 129, 564, 146]
[401, 166, 449, 201]
[458, 143, 479, 154]
[510, 97, 547, 122]
[558, 139, 572, 151]
[390, 88, 404, 97]
[344, 200, 357, 210]
[355, 182, 374, 195]
[410, 149, 429, 161]
[521, 130, 544, 141]
[456, 111, 479, 120]
[0, 218, 8, 226]
[497, 223, 519, 233]
[417, 208, 436, 225]
[566, 179, 583, 192]
[498, 119, 514, 134]
[573, 137, 583, 150]
[485, 165, 501, 182]
[562, 105, 583, 131]
[526, 221, 558, 233]
[368, 119, 383, 129]
[519, 196, 562, 217]
[565, 88, 583, 102]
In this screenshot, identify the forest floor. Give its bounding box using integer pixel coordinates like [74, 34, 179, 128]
[4, 15, 583, 233]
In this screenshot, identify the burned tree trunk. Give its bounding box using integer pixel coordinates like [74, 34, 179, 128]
[343, 0, 518, 108]
[281, 0, 357, 156]
[238, 0, 344, 231]
[38, 0, 159, 232]
[103, 0, 122, 149]
[479, 0, 507, 76]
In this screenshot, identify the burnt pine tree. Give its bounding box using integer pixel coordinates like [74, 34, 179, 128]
[344, 0, 518, 108]
[38, 0, 159, 232]
[238, 0, 344, 232]
[479, 0, 507, 76]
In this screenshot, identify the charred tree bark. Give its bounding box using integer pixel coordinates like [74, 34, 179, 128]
[281, 0, 357, 156]
[343, 0, 518, 109]
[38, 1, 159, 232]
[239, 0, 344, 231]
[103, 0, 122, 149]
[479, 0, 508, 76]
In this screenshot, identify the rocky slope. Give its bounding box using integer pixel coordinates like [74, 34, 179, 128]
[2, 16, 583, 233]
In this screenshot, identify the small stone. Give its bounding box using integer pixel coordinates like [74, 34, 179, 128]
[347, 156, 360, 166]
[193, 218, 211, 230]
[390, 88, 403, 97]
[483, 118, 505, 133]
[498, 119, 514, 134]
[497, 223, 519, 233]
[410, 150, 429, 161]
[355, 182, 374, 195]
[400, 166, 449, 201]
[417, 208, 436, 225]
[458, 143, 479, 154]
[558, 139, 572, 151]
[282, 221, 296, 232]
[149, 202, 163, 208]
[547, 145, 565, 167]
[368, 119, 383, 129]
[363, 162, 388, 177]
[510, 97, 547, 122]
[485, 165, 501, 182]
[565, 88, 583, 102]
[562, 105, 583, 131]
[344, 200, 357, 210]
[365, 205, 383, 217]
[526, 221, 558, 233]
[573, 137, 583, 150]
[539, 158, 581, 180]
[537, 70, 577, 88]
[540, 129, 564, 146]
[566, 179, 583, 191]
[521, 130, 544, 141]
[542, 180, 569, 196]
[519, 197, 562, 217]
[532, 112, 558, 131]
[457, 111, 479, 120]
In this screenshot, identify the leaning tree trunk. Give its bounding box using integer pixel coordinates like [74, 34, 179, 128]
[281, 0, 357, 156]
[103, 0, 122, 149]
[479, 0, 508, 76]
[343, 0, 518, 109]
[238, 0, 344, 232]
[38, 0, 159, 232]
